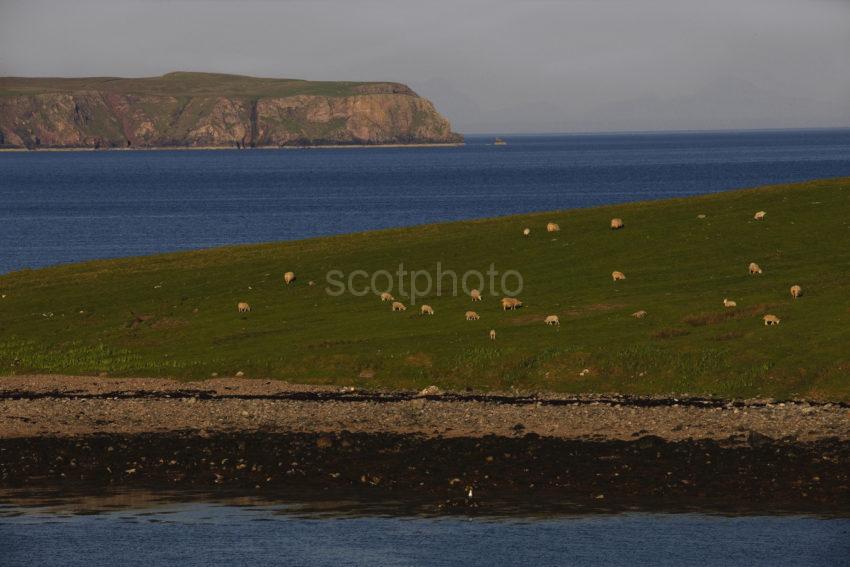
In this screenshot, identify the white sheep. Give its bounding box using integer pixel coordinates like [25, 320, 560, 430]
[392, 301, 407, 312]
[237, 302, 251, 313]
[420, 304, 434, 316]
[470, 289, 483, 302]
[749, 262, 763, 275]
[631, 310, 647, 319]
[754, 211, 766, 221]
[546, 222, 560, 233]
[284, 271, 296, 285]
[465, 310, 480, 321]
[790, 285, 802, 299]
[612, 271, 626, 281]
[522, 228, 531, 237]
[489, 329, 496, 340]
[544, 315, 560, 326]
[500, 297, 523, 311]
[610, 218, 624, 230]
[723, 298, 737, 308]
[380, 292, 395, 302]
[763, 314, 781, 326]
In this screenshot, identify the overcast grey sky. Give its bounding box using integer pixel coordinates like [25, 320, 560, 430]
[1, 0, 848, 133]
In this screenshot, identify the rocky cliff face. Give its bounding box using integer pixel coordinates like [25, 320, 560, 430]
[0, 76, 462, 149]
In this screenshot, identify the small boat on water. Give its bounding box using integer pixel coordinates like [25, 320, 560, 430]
[493, 137, 507, 145]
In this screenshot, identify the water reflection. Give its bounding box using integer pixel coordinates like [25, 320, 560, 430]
[2, 487, 849, 520]
[1, 489, 849, 567]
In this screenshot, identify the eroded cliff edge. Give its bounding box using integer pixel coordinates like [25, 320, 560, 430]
[0, 72, 463, 149]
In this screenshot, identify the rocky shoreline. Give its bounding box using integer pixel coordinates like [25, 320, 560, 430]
[2, 376, 849, 514]
[2, 376, 848, 441]
[3, 432, 849, 515]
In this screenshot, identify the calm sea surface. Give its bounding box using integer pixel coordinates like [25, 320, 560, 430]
[1, 129, 849, 274]
[1, 502, 849, 567]
[2, 130, 850, 564]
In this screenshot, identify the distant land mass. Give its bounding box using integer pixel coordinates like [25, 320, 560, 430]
[0, 72, 462, 149]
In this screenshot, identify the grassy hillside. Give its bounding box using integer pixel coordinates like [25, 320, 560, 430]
[0, 72, 410, 98]
[1, 178, 849, 399]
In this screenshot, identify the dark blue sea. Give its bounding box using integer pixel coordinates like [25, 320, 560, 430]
[1, 129, 849, 274]
[2, 129, 850, 565]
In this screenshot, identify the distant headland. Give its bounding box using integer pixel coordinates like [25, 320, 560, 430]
[0, 72, 463, 150]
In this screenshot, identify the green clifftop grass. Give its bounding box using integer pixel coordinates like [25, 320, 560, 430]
[1, 178, 849, 399]
[0, 72, 409, 98]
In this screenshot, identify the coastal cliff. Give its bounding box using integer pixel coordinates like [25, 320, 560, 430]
[0, 72, 462, 149]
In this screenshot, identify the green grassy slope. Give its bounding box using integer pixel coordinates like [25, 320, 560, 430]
[0, 72, 408, 98]
[1, 178, 849, 399]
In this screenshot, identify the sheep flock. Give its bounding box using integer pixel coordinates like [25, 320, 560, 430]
[236, 210, 798, 345]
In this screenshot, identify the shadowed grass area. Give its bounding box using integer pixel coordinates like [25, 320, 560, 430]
[1, 177, 849, 399]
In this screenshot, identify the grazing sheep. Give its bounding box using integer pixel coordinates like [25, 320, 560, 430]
[790, 285, 803, 299]
[308, 280, 316, 287]
[392, 301, 407, 312]
[546, 222, 560, 233]
[544, 315, 560, 326]
[237, 302, 251, 313]
[610, 218, 624, 230]
[420, 304, 434, 316]
[749, 262, 763, 275]
[754, 211, 766, 221]
[380, 292, 395, 302]
[612, 271, 626, 281]
[418, 385, 442, 396]
[631, 310, 647, 318]
[763, 314, 781, 326]
[470, 289, 483, 301]
[489, 329, 496, 340]
[500, 297, 523, 311]
[284, 271, 296, 285]
[522, 228, 531, 237]
[465, 310, 480, 321]
[723, 298, 737, 308]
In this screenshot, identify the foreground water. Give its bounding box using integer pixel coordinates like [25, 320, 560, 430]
[1, 499, 849, 566]
[1, 129, 849, 274]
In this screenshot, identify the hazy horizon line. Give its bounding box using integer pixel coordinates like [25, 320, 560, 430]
[461, 126, 850, 137]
